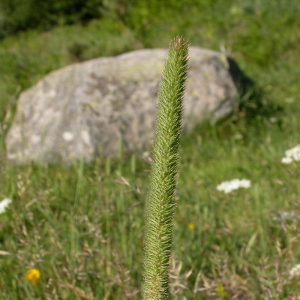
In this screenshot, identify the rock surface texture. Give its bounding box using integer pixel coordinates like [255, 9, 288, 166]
[6, 47, 251, 164]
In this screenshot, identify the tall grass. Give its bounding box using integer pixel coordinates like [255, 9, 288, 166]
[142, 37, 188, 299]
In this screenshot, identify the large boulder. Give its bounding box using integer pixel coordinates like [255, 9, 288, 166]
[5, 47, 251, 164]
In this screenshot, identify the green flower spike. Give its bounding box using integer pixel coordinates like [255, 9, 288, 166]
[142, 37, 189, 300]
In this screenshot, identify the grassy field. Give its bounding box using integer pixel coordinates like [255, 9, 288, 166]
[0, 0, 300, 299]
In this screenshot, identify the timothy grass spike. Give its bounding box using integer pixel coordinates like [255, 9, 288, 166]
[142, 36, 189, 300]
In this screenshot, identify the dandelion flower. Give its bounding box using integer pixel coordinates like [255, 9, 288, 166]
[25, 268, 40, 283]
[0, 198, 12, 214]
[281, 145, 300, 164]
[289, 264, 300, 279]
[216, 179, 251, 194]
[188, 223, 195, 230]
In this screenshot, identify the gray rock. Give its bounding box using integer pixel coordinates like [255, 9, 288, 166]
[5, 47, 250, 164]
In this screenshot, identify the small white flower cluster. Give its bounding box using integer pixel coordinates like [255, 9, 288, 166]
[0, 198, 12, 214]
[216, 179, 251, 194]
[281, 145, 300, 164]
[289, 264, 300, 279]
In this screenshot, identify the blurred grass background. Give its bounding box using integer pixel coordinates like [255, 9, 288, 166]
[0, 0, 300, 299]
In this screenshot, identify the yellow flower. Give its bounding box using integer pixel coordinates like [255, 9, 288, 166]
[215, 284, 227, 299]
[188, 223, 195, 230]
[25, 268, 40, 283]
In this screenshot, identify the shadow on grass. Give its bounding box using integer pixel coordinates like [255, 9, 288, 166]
[227, 57, 283, 123]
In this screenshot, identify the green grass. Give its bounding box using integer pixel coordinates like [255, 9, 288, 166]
[0, 0, 300, 298]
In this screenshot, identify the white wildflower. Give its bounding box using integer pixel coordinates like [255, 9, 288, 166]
[216, 179, 251, 194]
[281, 145, 300, 164]
[62, 131, 74, 142]
[281, 157, 293, 164]
[289, 264, 300, 279]
[0, 198, 12, 214]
